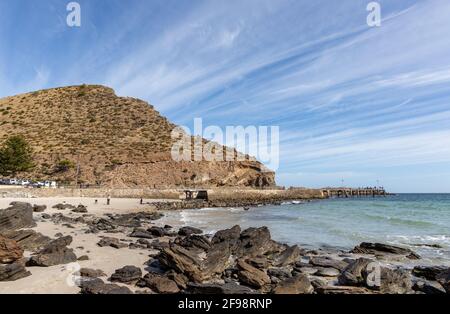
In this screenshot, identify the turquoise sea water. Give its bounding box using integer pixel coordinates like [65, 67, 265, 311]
[161, 194, 450, 265]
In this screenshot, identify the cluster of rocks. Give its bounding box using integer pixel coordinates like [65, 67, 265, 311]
[78, 223, 450, 294]
[1, 200, 449, 295]
[0, 202, 78, 282]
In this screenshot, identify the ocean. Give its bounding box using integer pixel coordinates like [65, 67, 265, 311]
[160, 194, 450, 265]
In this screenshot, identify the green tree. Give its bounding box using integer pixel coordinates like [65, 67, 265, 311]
[0, 135, 34, 176]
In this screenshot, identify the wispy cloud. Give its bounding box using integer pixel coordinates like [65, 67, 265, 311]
[1, 0, 449, 191]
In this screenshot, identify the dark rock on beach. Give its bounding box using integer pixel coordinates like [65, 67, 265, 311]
[338, 258, 373, 286]
[0, 235, 23, 264]
[27, 235, 77, 267]
[80, 268, 106, 278]
[129, 228, 154, 239]
[79, 277, 132, 294]
[32, 204, 47, 213]
[136, 272, 179, 294]
[237, 259, 271, 289]
[71, 205, 88, 213]
[0, 202, 36, 232]
[110, 265, 142, 283]
[0, 260, 31, 281]
[97, 237, 127, 249]
[52, 203, 76, 210]
[0, 229, 51, 252]
[178, 226, 203, 237]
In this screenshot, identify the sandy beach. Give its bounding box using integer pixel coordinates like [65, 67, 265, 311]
[0, 197, 165, 294]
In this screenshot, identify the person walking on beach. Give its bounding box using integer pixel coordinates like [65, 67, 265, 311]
[107, 195, 111, 205]
[140, 198, 143, 205]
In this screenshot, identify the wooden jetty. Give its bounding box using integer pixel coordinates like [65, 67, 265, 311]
[322, 187, 387, 198]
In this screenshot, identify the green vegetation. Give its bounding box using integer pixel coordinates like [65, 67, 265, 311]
[0, 135, 35, 176]
[55, 159, 76, 172]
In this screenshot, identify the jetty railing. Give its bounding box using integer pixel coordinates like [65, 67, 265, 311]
[322, 187, 388, 198]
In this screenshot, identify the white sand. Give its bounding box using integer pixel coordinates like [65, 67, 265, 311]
[0, 197, 166, 294]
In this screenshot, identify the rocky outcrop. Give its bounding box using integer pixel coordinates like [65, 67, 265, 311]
[0, 235, 23, 264]
[351, 242, 420, 259]
[0, 202, 35, 232]
[338, 258, 373, 286]
[237, 260, 271, 289]
[27, 236, 77, 267]
[272, 274, 313, 294]
[0, 260, 31, 281]
[1, 229, 51, 251]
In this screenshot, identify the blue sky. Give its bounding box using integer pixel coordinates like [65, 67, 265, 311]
[1, 0, 450, 192]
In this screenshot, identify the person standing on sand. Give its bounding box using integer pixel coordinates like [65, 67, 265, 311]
[140, 198, 143, 205]
[107, 195, 111, 205]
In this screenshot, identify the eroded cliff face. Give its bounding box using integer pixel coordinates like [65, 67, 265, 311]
[0, 85, 275, 187]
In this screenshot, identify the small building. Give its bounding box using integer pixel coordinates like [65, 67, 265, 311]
[183, 189, 209, 201]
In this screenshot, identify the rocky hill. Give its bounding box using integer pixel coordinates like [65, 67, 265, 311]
[0, 85, 275, 188]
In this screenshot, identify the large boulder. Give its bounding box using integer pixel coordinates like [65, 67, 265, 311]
[27, 236, 77, 267]
[158, 243, 204, 282]
[235, 227, 278, 258]
[237, 259, 271, 289]
[0, 260, 31, 281]
[272, 274, 314, 294]
[379, 267, 413, 294]
[79, 277, 132, 294]
[211, 225, 241, 251]
[338, 258, 373, 286]
[110, 265, 142, 283]
[137, 273, 180, 294]
[176, 235, 211, 251]
[0, 229, 51, 251]
[0, 202, 35, 232]
[351, 242, 420, 260]
[0, 235, 23, 264]
[274, 245, 301, 267]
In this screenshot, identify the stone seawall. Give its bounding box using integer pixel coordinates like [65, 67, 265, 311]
[0, 187, 324, 202]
